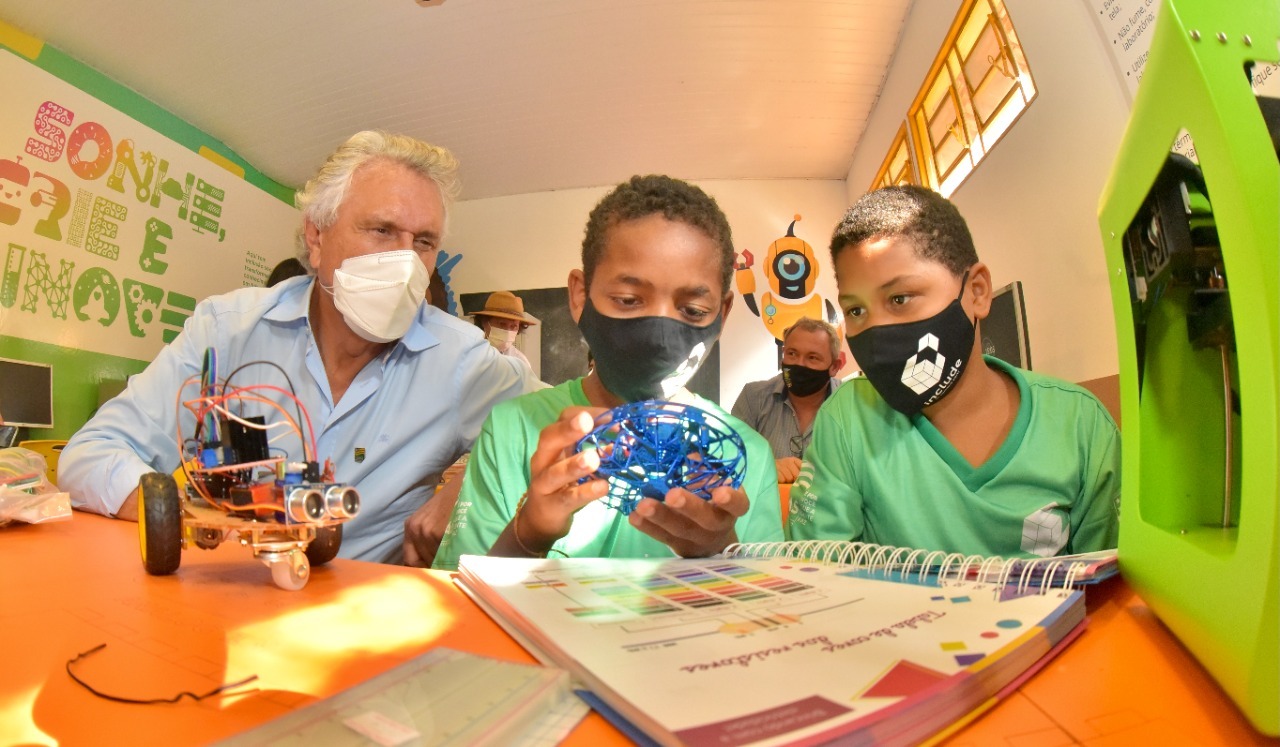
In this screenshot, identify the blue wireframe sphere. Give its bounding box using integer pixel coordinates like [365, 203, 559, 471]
[575, 400, 747, 515]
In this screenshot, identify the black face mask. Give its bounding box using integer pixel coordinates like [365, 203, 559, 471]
[781, 363, 830, 397]
[577, 298, 722, 402]
[847, 274, 975, 415]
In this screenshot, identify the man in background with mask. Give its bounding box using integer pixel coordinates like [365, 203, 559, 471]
[731, 317, 844, 484]
[473, 290, 537, 369]
[59, 131, 538, 563]
[788, 185, 1118, 557]
[432, 175, 784, 571]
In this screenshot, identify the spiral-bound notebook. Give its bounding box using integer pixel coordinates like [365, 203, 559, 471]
[457, 554, 1087, 747]
[723, 540, 1119, 591]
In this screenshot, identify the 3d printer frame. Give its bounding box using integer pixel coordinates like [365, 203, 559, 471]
[1096, 0, 1278, 734]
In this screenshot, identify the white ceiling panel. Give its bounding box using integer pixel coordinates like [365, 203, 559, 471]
[0, 0, 914, 199]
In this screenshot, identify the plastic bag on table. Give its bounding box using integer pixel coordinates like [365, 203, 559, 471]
[0, 446, 72, 526]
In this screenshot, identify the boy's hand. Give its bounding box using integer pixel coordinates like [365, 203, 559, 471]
[493, 408, 610, 556]
[628, 483, 748, 558]
[774, 457, 803, 484]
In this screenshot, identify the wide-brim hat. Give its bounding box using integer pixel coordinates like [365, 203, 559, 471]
[475, 290, 538, 325]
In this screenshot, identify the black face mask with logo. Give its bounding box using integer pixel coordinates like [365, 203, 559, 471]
[847, 274, 975, 416]
[577, 298, 722, 402]
[781, 363, 830, 397]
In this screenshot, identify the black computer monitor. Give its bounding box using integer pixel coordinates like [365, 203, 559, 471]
[0, 358, 54, 428]
[981, 281, 1032, 370]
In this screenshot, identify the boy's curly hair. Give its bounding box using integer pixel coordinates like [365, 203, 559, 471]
[830, 185, 978, 276]
[582, 175, 735, 293]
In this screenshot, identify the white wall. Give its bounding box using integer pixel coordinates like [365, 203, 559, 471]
[844, 0, 1130, 384]
[445, 178, 849, 408]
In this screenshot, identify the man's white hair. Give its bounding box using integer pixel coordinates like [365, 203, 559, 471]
[293, 130, 460, 272]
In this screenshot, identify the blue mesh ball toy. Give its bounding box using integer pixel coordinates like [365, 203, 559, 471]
[575, 400, 748, 515]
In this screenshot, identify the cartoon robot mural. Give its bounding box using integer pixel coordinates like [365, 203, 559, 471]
[734, 215, 840, 347]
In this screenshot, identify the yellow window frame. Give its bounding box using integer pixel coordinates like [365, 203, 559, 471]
[870, 0, 1036, 197]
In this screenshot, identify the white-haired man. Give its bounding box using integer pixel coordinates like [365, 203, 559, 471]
[60, 131, 538, 564]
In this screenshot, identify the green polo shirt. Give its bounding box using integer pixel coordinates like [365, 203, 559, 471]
[788, 357, 1119, 557]
[434, 378, 785, 571]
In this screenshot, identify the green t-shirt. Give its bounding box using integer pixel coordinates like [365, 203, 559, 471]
[433, 378, 785, 571]
[789, 357, 1119, 557]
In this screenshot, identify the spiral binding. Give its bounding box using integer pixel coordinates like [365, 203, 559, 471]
[720, 539, 1114, 594]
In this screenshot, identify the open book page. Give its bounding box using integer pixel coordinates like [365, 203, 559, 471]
[458, 555, 1085, 747]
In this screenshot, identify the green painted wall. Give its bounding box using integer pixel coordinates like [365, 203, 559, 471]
[0, 336, 148, 440]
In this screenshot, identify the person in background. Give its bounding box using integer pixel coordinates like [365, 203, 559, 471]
[789, 185, 1119, 557]
[731, 317, 844, 483]
[266, 257, 307, 287]
[474, 290, 537, 369]
[433, 175, 784, 571]
[59, 130, 540, 563]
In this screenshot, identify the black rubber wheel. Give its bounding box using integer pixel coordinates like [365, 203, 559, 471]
[138, 472, 182, 575]
[305, 524, 343, 566]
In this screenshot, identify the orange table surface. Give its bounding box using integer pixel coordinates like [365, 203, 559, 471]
[0, 512, 622, 746]
[2, 512, 1276, 746]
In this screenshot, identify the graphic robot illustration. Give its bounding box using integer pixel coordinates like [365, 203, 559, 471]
[734, 215, 840, 345]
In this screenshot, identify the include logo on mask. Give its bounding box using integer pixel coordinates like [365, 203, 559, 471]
[847, 273, 975, 415]
[322, 250, 429, 343]
[902, 333, 946, 394]
[781, 363, 830, 397]
[577, 298, 722, 402]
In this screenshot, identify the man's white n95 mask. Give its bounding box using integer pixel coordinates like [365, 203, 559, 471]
[325, 250, 429, 343]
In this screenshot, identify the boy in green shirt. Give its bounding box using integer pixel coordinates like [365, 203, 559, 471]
[434, 176, 783, 570]
[790, 185, 1119, 557]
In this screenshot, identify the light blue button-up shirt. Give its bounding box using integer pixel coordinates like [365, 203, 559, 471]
[60, 275, 538, 562]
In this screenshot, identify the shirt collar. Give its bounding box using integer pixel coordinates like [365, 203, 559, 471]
[263, 276, 312, 323]
[770, 373, 789, 397]
[263, 278, 437, 353]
